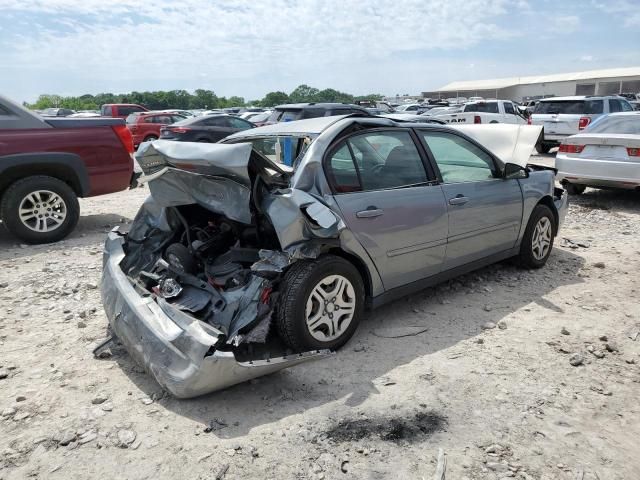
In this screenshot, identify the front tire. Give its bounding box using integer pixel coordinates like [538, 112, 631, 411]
[0, 176, 80, 244]
[276, 255, 364, 352]
[518, 204, 555, 269]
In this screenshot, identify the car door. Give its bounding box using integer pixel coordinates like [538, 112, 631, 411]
[419, 129, 523, 270]
[327, 129, 449, 290]
[200, 117, 233, 141]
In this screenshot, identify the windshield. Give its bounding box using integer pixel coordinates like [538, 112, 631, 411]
[534, 100, 603, 115]
[586, 115, 640, 134]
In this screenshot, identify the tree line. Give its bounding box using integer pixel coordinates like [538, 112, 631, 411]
[27, 84, 384, 111]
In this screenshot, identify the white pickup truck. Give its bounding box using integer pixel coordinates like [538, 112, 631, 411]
[427, 100, 528, 125]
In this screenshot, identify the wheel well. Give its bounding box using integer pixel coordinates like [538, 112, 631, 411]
[0, 164, 83, 199]
[327, 248, 372, 298]
[536, 195, 559, 235]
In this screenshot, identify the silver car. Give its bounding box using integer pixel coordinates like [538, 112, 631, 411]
[100, 116, 568, 397]
[556, 112, 640, 193]
[531, 95, 634, 153]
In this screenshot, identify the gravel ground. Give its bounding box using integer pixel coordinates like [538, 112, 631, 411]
[1, 154, 639, 480]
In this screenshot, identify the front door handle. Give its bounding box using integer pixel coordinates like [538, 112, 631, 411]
[449, 195, 469, 206]
[356, 208, 384, 218]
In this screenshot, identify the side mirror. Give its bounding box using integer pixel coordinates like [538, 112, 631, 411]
[504, 162, 528, 179]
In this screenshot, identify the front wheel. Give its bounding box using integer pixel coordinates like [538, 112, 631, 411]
[518, 204, 555, 269]
[0, 175, 80, 244]
[276, 255, 364, 352]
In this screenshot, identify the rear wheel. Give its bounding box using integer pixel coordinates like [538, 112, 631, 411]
[0, 175, 80, 244]
[276, 255, 364, 352]
[565, 183, 586, 195]
[518, 204, 555, 269]
[535, 143, 552, 154]
[143, 135, 158, 142]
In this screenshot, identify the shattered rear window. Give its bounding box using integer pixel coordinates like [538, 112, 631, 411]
[246, 136, 314, 167]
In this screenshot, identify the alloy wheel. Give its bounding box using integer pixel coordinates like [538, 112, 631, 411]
[531, 216, 552, 260]
[18, 190, 67, 233]
[305, 275, 356, 342]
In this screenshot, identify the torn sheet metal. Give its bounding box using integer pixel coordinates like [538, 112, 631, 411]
[136, 139, 253, 185]
[262, 188, 346, 251]
[142, 167, 252, 224]
[452, 124, 543, 167]
[102, 232, 331, 398]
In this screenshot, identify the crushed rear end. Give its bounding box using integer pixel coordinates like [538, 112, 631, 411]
[100, 140, 340, 398]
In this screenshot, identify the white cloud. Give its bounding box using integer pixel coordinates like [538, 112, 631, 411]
[548, 15, 581, 33]
[580, 55, 594, 62]
[593, 0, 640, 27]
[0, 0, 523, 100]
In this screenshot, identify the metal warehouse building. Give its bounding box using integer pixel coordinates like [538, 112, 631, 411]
[423, 66, 640, 102]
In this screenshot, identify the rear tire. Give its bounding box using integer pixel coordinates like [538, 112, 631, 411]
[518, 204, 556, 269]
[143, 135, 158, 142]
[535, 143, 552, 154]
[565, 183, 586, 195]
[0, 175, 80, 244]
[276, 255, 364, 352]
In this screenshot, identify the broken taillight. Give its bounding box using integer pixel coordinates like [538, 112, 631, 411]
[260, 287, 273, 304]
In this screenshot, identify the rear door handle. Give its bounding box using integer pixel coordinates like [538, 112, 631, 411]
[356, 208, 384, 218]
[449, 196, 469, 206]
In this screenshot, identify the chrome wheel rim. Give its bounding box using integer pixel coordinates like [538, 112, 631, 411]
[18, 190, 67, 233]
[531, 216, 552, 260]
[305, 275, 356, 342]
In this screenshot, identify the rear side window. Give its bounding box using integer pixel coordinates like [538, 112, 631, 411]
[101, 105, 112, 116]
[586, 115, 640, 134]
[302, 108, 325, 119]
[279, 110, 303, 122]
[327, 130, 427, 192]
[465, 102, 499, 113]
[0, 104, 14, 116]
[609, 99, 622, 113]
[118, 106, 145, 116]
[203, 117, 227, 126]
[534, 100, 603, 115]
[228, 117, 252, 129]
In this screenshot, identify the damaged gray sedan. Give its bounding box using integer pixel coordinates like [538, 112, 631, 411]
[100, 116, 568, 398]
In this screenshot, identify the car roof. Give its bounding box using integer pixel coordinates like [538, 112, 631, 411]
[227, 114, 450, 140]
[608, 111, 640, 117]
[275, 103, 366, 109]
[539, 95, 624, 102]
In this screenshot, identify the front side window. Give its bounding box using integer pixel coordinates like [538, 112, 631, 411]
[504, 102, 515, 114]
[421, 131, 496, 183]
[586, 115, 640, 134]
[621, 100, 633, 112]
[327, 130, 428, 192]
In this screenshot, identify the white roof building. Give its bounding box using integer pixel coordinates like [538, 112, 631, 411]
[423, 67, 640, 101]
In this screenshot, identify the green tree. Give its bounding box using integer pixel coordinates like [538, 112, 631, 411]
[288, 84, 319, 103]
[260, 91, 289, 107]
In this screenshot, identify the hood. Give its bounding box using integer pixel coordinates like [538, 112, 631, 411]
[452, 124, 543, 167]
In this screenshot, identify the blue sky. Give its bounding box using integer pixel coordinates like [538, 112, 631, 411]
[0, 0, 638, 102]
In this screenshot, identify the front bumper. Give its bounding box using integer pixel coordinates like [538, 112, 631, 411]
[101, 231, 330, 398]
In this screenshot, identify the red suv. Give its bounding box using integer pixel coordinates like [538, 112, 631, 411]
[126, 112, 187, 147]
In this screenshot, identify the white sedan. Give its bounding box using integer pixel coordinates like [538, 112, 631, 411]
[556, 112, 640, 194]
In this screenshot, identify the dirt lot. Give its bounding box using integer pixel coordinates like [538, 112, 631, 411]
[1, 155, 639, 480]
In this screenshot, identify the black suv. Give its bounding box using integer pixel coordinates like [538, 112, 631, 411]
[265, 103, 371, 124]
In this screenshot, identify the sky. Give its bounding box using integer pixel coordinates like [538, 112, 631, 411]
[0, 0, 639, 103]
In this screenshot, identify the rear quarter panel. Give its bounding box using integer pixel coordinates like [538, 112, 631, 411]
[0, 127, 132, 196]
[517, 169, 557, 242]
